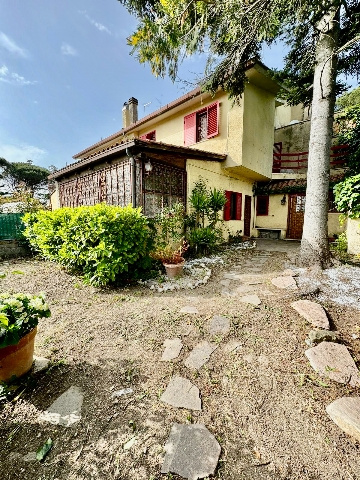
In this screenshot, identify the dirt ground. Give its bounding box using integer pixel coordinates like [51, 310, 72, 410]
[1, 241, 360, 480]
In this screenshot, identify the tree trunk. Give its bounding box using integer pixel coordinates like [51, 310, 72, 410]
[299, 9, 339, 268]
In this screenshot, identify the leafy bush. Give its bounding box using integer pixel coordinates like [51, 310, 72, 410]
[333, 232, 348, 252]
[0, 293, 51, 348]
[334, 174, 360, 219]
[23, 204, 154, 286]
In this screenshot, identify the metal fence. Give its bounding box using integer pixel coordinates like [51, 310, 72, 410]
[0, 213, 25, 240]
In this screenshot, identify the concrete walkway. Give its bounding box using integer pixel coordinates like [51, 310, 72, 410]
[255, 238, 301, 253]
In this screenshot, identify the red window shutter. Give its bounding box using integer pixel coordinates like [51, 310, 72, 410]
[207, 102, 219, 138]
[184, 113, 196, 146]
[235, 193, 242, 220]
[224, 190, 232, 221]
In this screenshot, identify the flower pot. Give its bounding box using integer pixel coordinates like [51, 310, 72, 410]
[163, 259, 185, 279]
[0, 327, 37, 382]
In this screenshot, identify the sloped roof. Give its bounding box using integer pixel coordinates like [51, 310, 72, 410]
[256, 173, 346, 194]
[50, 138, 226, 180]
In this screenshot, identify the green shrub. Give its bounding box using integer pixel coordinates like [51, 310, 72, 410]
[334, 174, 360, 219]
[23, 204, 154, 286]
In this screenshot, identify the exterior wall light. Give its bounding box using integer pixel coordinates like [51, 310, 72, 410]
[281, 194, 286, 205]
[144, 159, 153, 174]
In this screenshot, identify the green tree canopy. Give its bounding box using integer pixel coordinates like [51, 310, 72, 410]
[0, 158, 50, 193]
[336, 85, 360, 110]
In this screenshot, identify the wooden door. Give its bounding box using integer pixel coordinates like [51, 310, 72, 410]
[244, 195, 252, 237]
[287, 194, 306, 239]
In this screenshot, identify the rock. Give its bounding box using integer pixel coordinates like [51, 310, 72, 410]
[208, 315, 230, 335]
[291, 300, 330, 330]
[184, 341, 217, 370]
[246, 267, 263, 273]
[307, 330, 338, 346]
[33, 356, 50, 374]
[220, 279, 231, 287]
[160, 376, 201, 410]
[40, 386, 83, 427]
[271, 276, 297, 289]
[111, 388, 133, 398]
[181, 306, 199, 314]
[239, 294, 261, 306]
[161, 338, 183, 361]
[224, 340, 242, 353]
[221, 289, 236, 297]
[326, 397, 360, 442]
[161, 423, 221, 480]
[22, 452, 37, 462]
[305, 343, 360, 387]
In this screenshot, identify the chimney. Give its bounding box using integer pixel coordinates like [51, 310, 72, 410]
[122, 102, 130, 129]
[128, 97, 138, 125]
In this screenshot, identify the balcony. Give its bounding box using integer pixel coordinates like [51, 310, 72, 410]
[272, 144, 348, 174]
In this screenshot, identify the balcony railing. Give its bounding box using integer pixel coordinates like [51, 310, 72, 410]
[272, 144, 349, 173]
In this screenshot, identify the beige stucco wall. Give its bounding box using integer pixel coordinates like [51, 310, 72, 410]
[274, 121, 311, 154]
[253, 194, 288, 239]
[328, 214, 345, 237]
[186, 159, 254, 236]
[139, 83, 275, 181]
[346, 218, 360, 254]
[274, 104, 310, 129]
[50, 185, 60, 210]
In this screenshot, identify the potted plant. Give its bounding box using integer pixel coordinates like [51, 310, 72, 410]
[0, 293, 51, 382]
[151, 240, 189, 278]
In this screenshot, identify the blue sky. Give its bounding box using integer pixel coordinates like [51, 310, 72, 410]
[0, 1, 357, 171]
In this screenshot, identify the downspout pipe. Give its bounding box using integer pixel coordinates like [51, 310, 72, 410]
[126, 147, 136, 208]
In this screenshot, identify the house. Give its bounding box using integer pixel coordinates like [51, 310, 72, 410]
[50, 59, 346, 240]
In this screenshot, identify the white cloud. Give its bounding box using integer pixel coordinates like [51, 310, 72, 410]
[0, 32, 27, 57]
[0, 64, 36, 85]
[0, 143, 47, 164]
[61, 43, 78, 56]
[80, 11, 112, 35]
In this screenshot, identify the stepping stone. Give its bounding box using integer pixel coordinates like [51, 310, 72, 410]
[271, 276, 297, 289]
[223, 273, 242, 280]
[208, 315, 230, 335]
[306, 329, 338, 346]
[184, 341, 217, 370]
[220, 279, 231, 287]
[235, 285, 255, 294]
[40, 386, 83, 427]
[247, 267, 263, 273]
[22, 452, 37, 462]
[239, 294, 261, 306]
[291, 300, 330, 330]
[161, 423, 221, 480]
[33, 355, 50, 373]
[161, 338, 183, 361]
[326, 397, 360, 442]
[160, 376, 201, 410]
[181, 306, 199, 314]
[305, 343, 360, 387]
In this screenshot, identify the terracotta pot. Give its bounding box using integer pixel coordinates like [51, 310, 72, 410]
[163, 259, 185, 279]
[0, 327, 37, 382]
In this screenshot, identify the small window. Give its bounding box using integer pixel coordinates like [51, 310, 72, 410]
[256, 195, 269, 216]
[140, 130, 156, 141]
[224, 191, 242, 220]
[184, 102, 219, 146]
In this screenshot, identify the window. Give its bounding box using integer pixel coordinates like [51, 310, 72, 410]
[256, 195, 269, 216]
[140, 130, 156, 141]
[184, 102, 219, 146]
[224, 191, 242, 220]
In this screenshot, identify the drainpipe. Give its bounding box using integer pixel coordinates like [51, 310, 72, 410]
[126, 147, 136, 208]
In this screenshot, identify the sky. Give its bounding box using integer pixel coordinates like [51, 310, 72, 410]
[0, 1, 357, 172]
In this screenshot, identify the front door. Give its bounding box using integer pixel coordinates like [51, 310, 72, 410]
[287, 194, 305, 239]
[244, 195, 252, 237]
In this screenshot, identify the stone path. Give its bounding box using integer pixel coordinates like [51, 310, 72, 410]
[27, 242, 360, 478]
